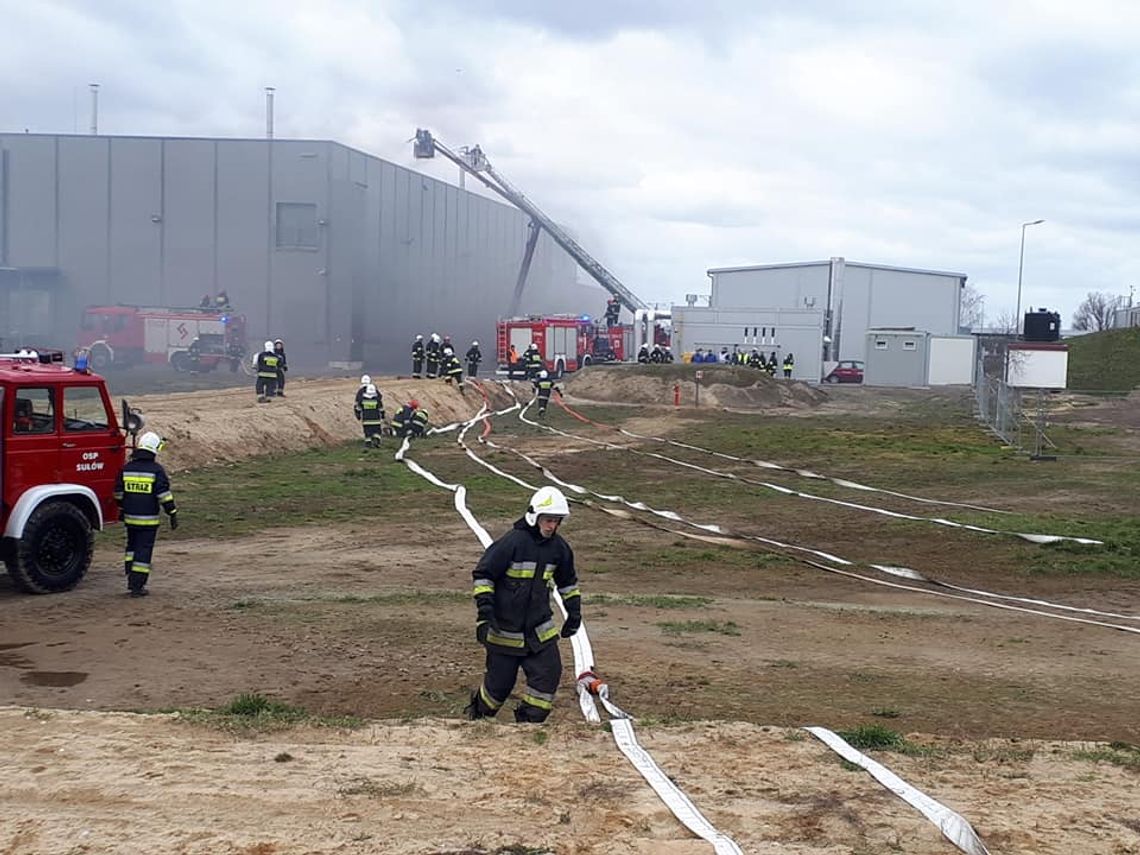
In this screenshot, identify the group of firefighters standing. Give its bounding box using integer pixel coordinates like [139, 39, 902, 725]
[410, 333, 483, 389]
[689, 347, 796, 377]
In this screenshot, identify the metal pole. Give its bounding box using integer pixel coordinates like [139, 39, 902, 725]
[89, 83, 99, 135]
[1014, 219, 1044, 336]
[265, 87, 275, 139]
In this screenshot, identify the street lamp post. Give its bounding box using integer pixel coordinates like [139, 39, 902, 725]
[1014, 219, 1045, 336]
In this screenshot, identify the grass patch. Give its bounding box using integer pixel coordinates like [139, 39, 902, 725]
[336, 776, 425, 798]
[1072, 742, 1140, 771]
[170, 692, 364, 733]
[836, 724, 938, 758]
[586, 593, 713, 609]
[656, 619, 741, 636]
[230, 589, 469, 610]
[1066, 327, 1140, 392]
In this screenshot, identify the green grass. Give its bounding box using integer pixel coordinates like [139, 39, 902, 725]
[150, 443, 523, 539]
[1066, 327, 1140, 392]
[656, 619, 741, 636]
[167, 692, 364, 733]
[836, 724, 938, 758]
[1071, 742, 1140, 771]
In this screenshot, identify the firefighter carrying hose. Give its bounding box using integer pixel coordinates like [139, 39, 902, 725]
[113, 431, 178, 597]
[465, 486, 581, 723]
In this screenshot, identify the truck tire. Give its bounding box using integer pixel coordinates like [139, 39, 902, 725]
[582, 354, 592, 367]
[89, 345, 112, 371]
[170, 351, 192, 373]
[5, 501, 94, 594]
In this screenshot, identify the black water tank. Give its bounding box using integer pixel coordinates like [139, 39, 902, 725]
[1023, 308, 1060, 342]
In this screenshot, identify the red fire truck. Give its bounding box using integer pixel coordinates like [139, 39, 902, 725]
[496, 313, 672, 377]
[77, 304, 248, 372]
[1, 348, 140, 593]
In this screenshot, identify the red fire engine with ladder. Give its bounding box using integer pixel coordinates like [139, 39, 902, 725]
[77, 304, 249, 372]
[413, 130, 670, 375]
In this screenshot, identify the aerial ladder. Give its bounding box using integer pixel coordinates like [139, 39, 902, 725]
[413, 129, 651, 320]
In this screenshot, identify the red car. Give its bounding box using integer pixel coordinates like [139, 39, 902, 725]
[824, 360, 864, 383]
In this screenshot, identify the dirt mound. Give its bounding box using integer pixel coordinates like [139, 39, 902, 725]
[128, 377, 513, 473]
[565, 364, 828, 409]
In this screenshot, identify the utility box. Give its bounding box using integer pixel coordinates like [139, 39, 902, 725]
[864, 329, 929, 386]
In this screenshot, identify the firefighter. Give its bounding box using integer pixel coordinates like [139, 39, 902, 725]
[465, 486, 581, 723]
[273, 339, 287, 396]
[524, 344, 543, 380]
[113, 431, 178, 598]
[661, 346, 674, 363]
[391, 399, 417, 438]
[254, 340, 280, 402]
[425, 333, 442, 379]
[411, 405, 430, 437]
[747, 349, 762, 369]
[354, 383, 386, 448]
[411, 335, 425, 378]
[215, 290, 231, 309]
[637, 344, 650, 364]
[443, 348, 464, 392]
[650, 345, 663, 363]
[533, 369, 560, 418]
[767, 351, 778, 377]
[604, 296, 621, 328]
[783, 352, 795, 379]
[199, 293, 212, 308]
[465, 340, 482, 378]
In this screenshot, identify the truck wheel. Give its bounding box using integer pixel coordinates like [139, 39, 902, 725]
[170, 351, 192, 372]
[90, 345, 112, 371]
[5, 501, 94, 594]
[582, 354, 592, 367]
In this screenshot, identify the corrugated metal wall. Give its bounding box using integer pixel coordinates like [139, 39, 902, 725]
[0, 133, 594, 369]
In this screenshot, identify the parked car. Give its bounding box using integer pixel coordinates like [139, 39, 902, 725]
[824, 360, 864, 383]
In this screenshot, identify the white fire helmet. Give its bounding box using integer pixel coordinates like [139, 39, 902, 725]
[525, 486, 570, 526]
[137, 431, 165, 454]
[264, 340, 274, 352]
[364, 384, 378, 398]
[416, 334, 423, 341]
[472, 340, 478, 346]
[431, 332, 441, 342]
[538, 370, 548, 379]
[360, 374, 372, 386]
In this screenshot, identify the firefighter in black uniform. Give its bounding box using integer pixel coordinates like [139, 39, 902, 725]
[355, 383, 387, 448]
[466, 486, 581, 723]
[637, 344, 650, 364]
[254, 340, 280, 402]
[748, 349, 762, 369]
[524, 344, 543, 380]
[465, 340, 482, 378]
[392, 400, 417, 438]
[411, 335, 425, 378]
[273, 339, 287, 396]
[533, 370, 560, 418]
[425, 333, 442, 379]
[783, 352, 795, 379]
[767, 351, 778, 377]
[113, 431, 178, 597]
[443, 348, 464, 391]
[411, 406, 430, 437]
[604, 296, 621, 328]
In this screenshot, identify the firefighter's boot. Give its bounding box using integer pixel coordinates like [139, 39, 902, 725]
[464, 690, 486, 721]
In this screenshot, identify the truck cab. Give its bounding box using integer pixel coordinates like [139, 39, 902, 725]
[1, 350, 126, 593]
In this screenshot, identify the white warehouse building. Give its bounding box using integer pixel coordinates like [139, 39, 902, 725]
[672, 257, 970, 384]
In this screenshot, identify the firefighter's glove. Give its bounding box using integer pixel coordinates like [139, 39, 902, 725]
[476, 620, 496, 644]
[168, 513, 179, 531]
[560, 615, 581, 638]
[353, 406, 362, 421]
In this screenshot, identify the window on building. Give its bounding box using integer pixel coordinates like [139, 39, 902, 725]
[903, 340, 917, 351]
[874, 339, 889, 350]
[63, 386, 110, 431]
[12, 387, 55, 434]
[275, 202, 319, 249]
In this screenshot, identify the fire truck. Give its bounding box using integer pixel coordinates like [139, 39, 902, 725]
[77, 304, 248, 372]
[496, 312, 672, 377]
[1, 348, 141, 593]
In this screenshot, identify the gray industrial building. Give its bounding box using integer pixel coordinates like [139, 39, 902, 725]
[672, 257, 968, 382]
[0, 132, 590, 369]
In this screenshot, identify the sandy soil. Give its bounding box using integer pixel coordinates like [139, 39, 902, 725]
[2, 370, 1139, 854]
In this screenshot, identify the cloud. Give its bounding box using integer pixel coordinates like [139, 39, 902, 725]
[1, 0, 1137, 324]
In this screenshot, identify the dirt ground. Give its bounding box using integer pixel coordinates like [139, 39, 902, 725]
[2, 370, 1139, 854]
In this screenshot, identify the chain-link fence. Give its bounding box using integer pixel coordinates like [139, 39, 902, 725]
[974, 354, 1057, 455]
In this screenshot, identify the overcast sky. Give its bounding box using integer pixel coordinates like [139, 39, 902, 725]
[3, 0, 1138, 326]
